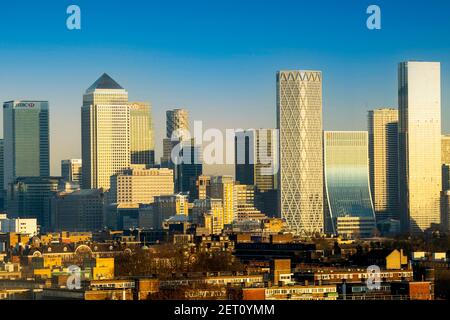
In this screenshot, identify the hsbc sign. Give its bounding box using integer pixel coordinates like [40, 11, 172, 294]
[16, 102, 36, 108]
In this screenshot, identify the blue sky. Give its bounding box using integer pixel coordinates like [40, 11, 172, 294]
[0, 0, 449, 175]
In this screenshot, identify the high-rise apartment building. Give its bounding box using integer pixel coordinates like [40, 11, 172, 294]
[81, 73, 130, 190]
[109, 165, 174, 208]
[368, 108, 399, 222]
[398, 61, 442, 234]
[61, 159, 83, 185]
[277, 70, 324, 235]
[130, 102, 155, 167]
[161, 108, 190, 167]
[324, 131, 376, 238]
[3, 100, 50, 189]
[166, 109, 189, 140]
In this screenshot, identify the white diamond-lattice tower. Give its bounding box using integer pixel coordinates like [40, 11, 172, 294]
[277, 70, 324, 236]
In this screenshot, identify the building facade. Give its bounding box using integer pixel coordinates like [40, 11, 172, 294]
[50, 189, 105, 232]
[208, 176, 236, 226]
[81, 74, 130, 190]
[129, 102, 155, 167]
[277, 70, 324, 235]
[323, 131, 376, 238]
[109, 165, 174, 208]
[3, 100, 50, 189]
[6, 177, 63, 230]
[398, 62, 442, 234]
[368, 108, 399, 222]
[61, 159, 83, 185]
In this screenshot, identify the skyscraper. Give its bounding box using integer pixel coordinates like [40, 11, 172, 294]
[323, 131, 376, 238]
[130, 102, 155, 167]
[61, 159, 83, 185]
[3, 100, 50, 189]
[441, 135, 450, 164]
[235, 129, 279, 217]
[235, 129, 278, 191]
[166, 109, 189, 140]
[0, 139, 4, 210]
[368, 108, 399, 222]
[161, 108, 190, 167]
[81, 73, 130, 190]
[276, 70, 324, 236]
[7, 176, 63, 230]
[398, 61, 442, 234]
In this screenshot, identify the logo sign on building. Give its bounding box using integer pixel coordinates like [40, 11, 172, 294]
[16, 102, 36, 108]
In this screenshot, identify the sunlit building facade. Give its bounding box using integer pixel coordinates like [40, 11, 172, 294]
[3, 100, 50, 189]
[398, 61, 442, 234]
[277, 70, 324, 235]
[81, 73, 130, 190]
[324, 131, 376, 238]
[208, 176, 236, 226]
[61, 159, 83, 185]
[130, 102, 154, 167]
[368, 108, 399, 222]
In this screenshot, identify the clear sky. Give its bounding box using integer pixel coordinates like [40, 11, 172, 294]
[0, 0, 449, 175]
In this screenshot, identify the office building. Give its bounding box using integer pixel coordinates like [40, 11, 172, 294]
[152, 194, 189, 228]
[398, 62, 442, 234]
[194, 175, 211, 200]
[130, 102, 155, 167]
[175, 139, 203, 195]
[324, 131, 376, 238]
[6, 176, 63, 230]
[0, 214, 38, 236]
[368, 108, 399, 221]
[0, 139, 4, 210]
[81, 73, 130, 190]
[235, 129, 278, 191]
[192, 198, 224, 234]
[235, 129, 279, 217]
[277, 70, 324, 235]
[50, 189, 105, 232]
[61, 159, 83, 185]
[208, 176, 236, 226]
[109, 165, 174, 208]
[442, 135, 450, 164]
[3, 100, 49, 189]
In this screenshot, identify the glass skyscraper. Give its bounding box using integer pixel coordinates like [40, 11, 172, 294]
[398, 61, 442, 234]
[324, 131, 376, 238]
[368, 108, 399, 222]
[277, 70, 324, 235]
[81, 73, 130, 190]
[130, 102, 155, 167]
[3, 100, 50, 189]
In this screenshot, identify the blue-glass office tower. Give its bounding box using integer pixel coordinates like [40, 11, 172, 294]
[323, 131, 376, 238]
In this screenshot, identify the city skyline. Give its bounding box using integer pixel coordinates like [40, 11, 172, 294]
[1, 1, 450, 176]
